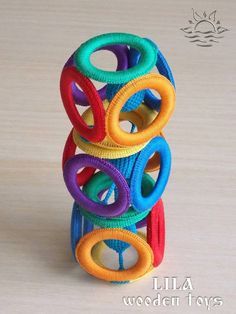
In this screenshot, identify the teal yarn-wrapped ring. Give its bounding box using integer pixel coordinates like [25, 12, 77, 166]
[75, 32, 157, 84]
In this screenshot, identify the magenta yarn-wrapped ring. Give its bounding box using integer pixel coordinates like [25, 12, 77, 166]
[63, 154, 130, 217]
[64, 45, 129, 105]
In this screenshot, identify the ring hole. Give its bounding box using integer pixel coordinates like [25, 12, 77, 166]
[83, 171, 118, 206]
[145, 152, 161, 172]
[116, 88, 161, 133]
[98, 188, 116, 205]
[90, 50, 118, 72]
[74, 103, 91, 124]
[75, 167, 98, 185]
[70, 84, 96, 128]
[123, 245, 138, 268]
[119, 120, 138, 133]
[100, 243, 138, 270]
[141, 172, 160, 198]
[149, 168, 160, 183]
[148, 89, 161, 100]
[76, 167, 90, 175]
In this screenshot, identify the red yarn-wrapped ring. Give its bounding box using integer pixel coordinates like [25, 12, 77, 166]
[147, 199, 165, 267]
[60, 67, 106, 142]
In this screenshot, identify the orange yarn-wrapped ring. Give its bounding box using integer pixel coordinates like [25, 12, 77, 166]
[105, 73, 175, 146]
[75, 228, 153, 282]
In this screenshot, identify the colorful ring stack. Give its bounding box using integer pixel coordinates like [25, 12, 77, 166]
[60, 32, 176, 283]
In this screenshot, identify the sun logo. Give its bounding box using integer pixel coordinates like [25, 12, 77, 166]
[181, 9, 229, 47]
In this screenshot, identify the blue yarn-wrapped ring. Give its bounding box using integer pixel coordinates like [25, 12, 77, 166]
[130, 136, 171, 211]
[71, 202, 93, 258]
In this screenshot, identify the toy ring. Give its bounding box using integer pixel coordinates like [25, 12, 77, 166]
[75, 33, 157, 84]
[105, 73, 175, 146]
[130, 136, 171, 211]
[91, 231, 150, 284]
[75, 228, 153, 282]
[60, 66, 105, 142]
[63, 154, 130, 217]
[147, 199, 165, 267]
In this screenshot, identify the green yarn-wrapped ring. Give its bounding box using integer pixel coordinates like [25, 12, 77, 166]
[75, 33, 157, 84]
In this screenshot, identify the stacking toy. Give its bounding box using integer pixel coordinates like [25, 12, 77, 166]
[60, 32, 175, 283]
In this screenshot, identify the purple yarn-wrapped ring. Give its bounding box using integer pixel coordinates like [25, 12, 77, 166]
[63, 154, 130, 217]
[64, 45, 129, 105]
